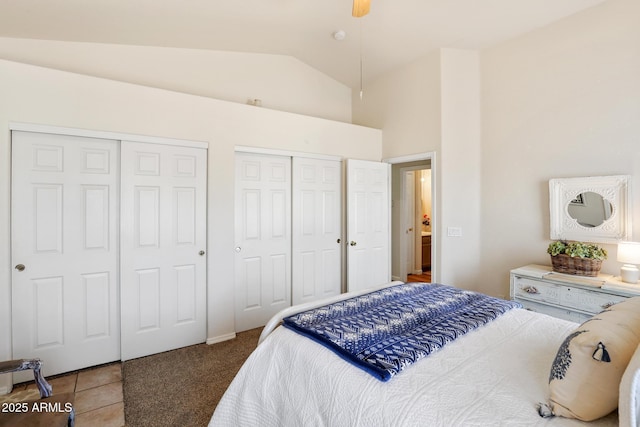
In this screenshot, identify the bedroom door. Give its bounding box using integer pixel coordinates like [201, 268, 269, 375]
[120, 141, 208, 360]
[346, 159, 391, 292]
[11, 131, 120, 379]
[234, 152, 291, 332]
[291, 157, 342, 305]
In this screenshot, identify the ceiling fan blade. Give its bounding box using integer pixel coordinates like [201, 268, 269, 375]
[352, 0, 370, 17]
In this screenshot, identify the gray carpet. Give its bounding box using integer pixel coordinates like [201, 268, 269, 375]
[123, 328, 261, 427]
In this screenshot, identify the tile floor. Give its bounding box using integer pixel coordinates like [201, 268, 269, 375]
[0, 362, 125, 427]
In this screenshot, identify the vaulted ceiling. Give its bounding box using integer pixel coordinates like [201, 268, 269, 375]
[0, 0, 607, 89]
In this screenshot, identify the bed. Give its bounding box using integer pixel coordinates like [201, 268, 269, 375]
[210, 281, 639, 426]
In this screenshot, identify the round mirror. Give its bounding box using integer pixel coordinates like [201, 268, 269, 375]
[566, 191, 613, 228]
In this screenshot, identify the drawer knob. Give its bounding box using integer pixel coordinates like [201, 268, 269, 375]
[523, 286, 539, 294]
[601, 302, 616, 309]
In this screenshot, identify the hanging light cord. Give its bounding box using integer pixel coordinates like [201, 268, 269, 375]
[359, 21, 363, 100]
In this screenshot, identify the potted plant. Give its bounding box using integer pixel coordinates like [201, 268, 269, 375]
[547, 240, 607, 277]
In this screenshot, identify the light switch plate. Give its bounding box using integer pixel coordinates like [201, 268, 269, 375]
[447, 226, 462, 237]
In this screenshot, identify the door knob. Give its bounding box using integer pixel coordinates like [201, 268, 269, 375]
[15, 264, 25, 272]
[235, 247, 242, 253]
[199, 250, 205, 256]
[337, 238, 341, 244]
[350, 241, 357, 246]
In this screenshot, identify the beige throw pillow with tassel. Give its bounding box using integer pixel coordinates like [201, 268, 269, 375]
[543, 297, 640, 421]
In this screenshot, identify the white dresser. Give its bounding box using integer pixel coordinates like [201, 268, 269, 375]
[510, 264, 640, 323]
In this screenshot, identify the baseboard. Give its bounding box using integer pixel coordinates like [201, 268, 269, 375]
[0, 384, 12, 396]
[206, 332, 236, 345]
[391, 275, 401, 281]
[414, 269, 424, 275]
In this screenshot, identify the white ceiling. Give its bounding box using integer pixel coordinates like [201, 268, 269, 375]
[0, 0, 607, 89]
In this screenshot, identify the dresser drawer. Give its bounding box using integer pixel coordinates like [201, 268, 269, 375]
[558, 287, 626, 315]
[517, 299, 589, 324]
[512, 276, 561, 305]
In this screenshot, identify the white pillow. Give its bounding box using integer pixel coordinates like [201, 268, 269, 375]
[620, 343, 640, 427]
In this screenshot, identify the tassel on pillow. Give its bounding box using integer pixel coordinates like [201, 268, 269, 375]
[592, 342, 611, 363]
[537, 403, 554, 418]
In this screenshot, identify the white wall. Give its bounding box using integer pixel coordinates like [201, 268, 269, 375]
[0, 59, 381, 390]
[354, 51, 443, 281]
[354, 0, 640, 298]
[439, 49, 482, 289]
[480, 0, 640, 297]
[353, 49, 481, 288]
[0, 37, 352, 123]
[352, 51, 442, 159]
[3, 0, 637, 387]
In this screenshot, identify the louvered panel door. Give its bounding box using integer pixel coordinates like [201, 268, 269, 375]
[234, 153, 291, 332]
[11, 131, 120, 378]
[292, 157, 342, 305]
[120, 141, 207, 360]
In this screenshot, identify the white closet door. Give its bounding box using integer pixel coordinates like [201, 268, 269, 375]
[11, 131, 120, 378]
[235, 153, 291, 332]
[292, 157, 342, 305]
[346, 159, 391, 292]
[120, 141, 207, 360]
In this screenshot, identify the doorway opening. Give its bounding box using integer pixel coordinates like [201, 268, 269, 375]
[404, 167, 432, 284]
[385, 153, 436, 284]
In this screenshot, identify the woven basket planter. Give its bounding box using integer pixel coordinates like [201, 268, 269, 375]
[550, 253, 602, 277]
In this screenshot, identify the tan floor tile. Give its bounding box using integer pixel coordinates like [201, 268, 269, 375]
[0, 388, 40, 403]
[9, 383, 27, 392]
[25, 372, 77, 395]
[76, 364, 122, 392]
[51, 374, 78, 395]
[74, 382, 123, 414]
[75, 402, 125, 427]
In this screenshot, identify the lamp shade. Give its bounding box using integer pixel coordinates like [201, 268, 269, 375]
[618, 242, 640, 264]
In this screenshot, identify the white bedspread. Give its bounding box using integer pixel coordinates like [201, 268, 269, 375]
[210, 309, 619, 426]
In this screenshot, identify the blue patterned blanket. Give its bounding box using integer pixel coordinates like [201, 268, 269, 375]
[283, 283, 521, 381]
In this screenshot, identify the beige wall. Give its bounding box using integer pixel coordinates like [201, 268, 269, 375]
[480, 0, 640, 297]
[0, 59, 381, 387]
[353, 51, 442, 159]
[0, 37, 353, 123]
[439, 49, 482, 289]
[354, 48, 482, 288]
[353, 0, 639, 298]
[354, 52, 443, 281]
[2, 0, 639, 386]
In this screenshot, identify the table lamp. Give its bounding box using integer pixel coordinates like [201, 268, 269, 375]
[617, 242, 640, 284]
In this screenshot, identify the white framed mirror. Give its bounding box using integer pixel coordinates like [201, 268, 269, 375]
[549, 175, 631, 243]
